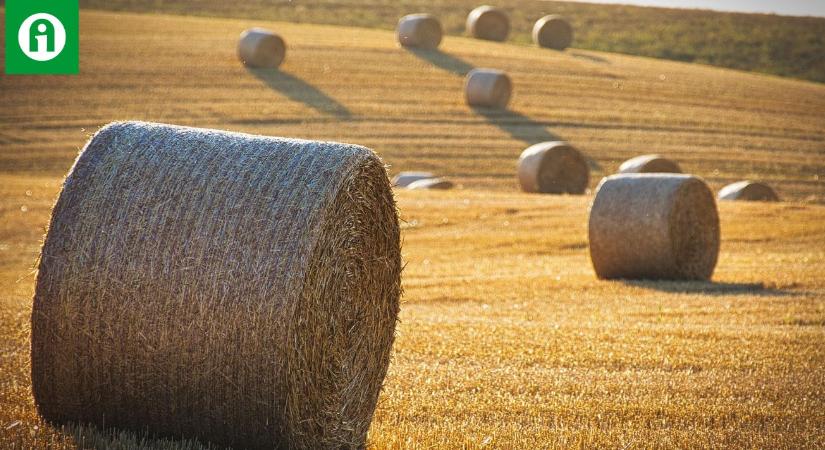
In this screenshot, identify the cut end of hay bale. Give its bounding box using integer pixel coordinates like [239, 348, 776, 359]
[618, 154, 682, 174]
[237, 28, 286, 68]
[517, 141, 590, 194]
[466, 5, 510, 42]
[532, 15, 573, 50]
[392, 171, 435, 187]
[465, 68, 512, 109]
[407, 177, 454, 190]
[718, 180, 779, 202]
[31, 121, 401, 450]
[588, 174, 720, 280]
[397, 14, 443, 49]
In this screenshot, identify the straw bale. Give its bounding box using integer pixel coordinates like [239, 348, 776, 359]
[407, 178, 454, 190]
[238, 28, 286, 68]
[397, 14, 443, 49]
[517, 141, 590, 194]
[532, 15, 573, 50]
[466, 6, 510, 42]
[718, 180, 779, 202]
[392, 171, 435, 187]
[465, 68, 512, 108]
[618, 154, 682, 174]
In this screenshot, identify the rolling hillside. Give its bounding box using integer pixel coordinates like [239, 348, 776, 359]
[74, 0, 825, 83]
[1, 9, 824, 449]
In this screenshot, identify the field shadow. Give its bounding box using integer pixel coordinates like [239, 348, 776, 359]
[619, 280, 797, 297]
[247, 68, 352, 118]
[405, 48, 475, 76]
[471, 107, 603, 170]
[569, 51, 610, 64]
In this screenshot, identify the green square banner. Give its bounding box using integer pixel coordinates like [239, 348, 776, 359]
[4, 0, 79, 74]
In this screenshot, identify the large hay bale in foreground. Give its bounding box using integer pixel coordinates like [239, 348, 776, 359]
[465, 68, 512, 108]
[532, 15, 573, 50]
[718, 180, 779, 202]
[517, 141, 590, 194]
[397, 14, 443, 49]
[392, 171, 435, 187]
[407, 178, 454, 190]
[618, 154, 682, 174]
[466, 5, 510, 42]
[237, 28, 286, 68]
[588, 174, 720, 280]
[31, 122, 401, 450]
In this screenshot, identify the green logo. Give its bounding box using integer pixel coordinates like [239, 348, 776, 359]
[4, 0, 79, 75]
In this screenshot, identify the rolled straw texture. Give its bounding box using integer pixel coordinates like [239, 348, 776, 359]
[466, 6, 510, 42]
[396, 14, 443, 49]
[517, 141, 590, 194]
[238, 28, 286, 68]
[465, 68, 512, 108]
[532, 15, 573, 50]
[618, 154, 682, 174]
[31, 121, 401, 450]
[718, 180, 779, 202]
[588, 174, 720, 280]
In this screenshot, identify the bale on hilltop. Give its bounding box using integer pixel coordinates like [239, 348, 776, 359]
[618, 154, 682, 174]
[718, 180, 779, 202]
[532, 15, 573, 50]
[397, 14, 443, 49]
[238, 28, 286, 68]
[517, 141, 590, 194]
[31, 121, 401, 450]
[465, 68, 512, 109]
[466, 6, 510, 42]
[588, 174, 720, 280]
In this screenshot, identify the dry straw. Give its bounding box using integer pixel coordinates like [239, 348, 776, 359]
[588, 174, 720, 280]
[618, 154, 683, 174]
[237, 28, 286, 68]
[465, 68, 512, 108]
[532, 15, 573, 50]
[407, 178, 454, 190]
[397, 14, 443, 49]
[718, 180, 779, 202]
[31, 122, 402, 450]
[466, 5, 510, 42]
[392, 171, 435, 187]
[517, 141, 590, 194]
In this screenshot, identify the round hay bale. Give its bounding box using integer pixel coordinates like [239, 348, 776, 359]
[31, 121, 401, 450]
[397, 14, 443, 49]
[466, 5, 510, 42]
[465, 68, 512, 109]
[407, 178, 454, 190]
[718, 180, 779, 202]
[532, 15, 573, 50]
[588, 174, 720, 280]
[392, 171, 435, 187]
[237, 28, 286, 68]
[618, 154, 682, 174]
[517, 141, 590, 194]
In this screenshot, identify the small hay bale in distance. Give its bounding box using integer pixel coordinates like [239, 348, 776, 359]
[397, 14, 443, 49]
[718, 180, 779, 202]
[407, 178, 454, 190]
[466, 5, 510, 42]
[31, 121, 401, 450]
[465, 68, 512, 108]
[588, 174, 720, 280]
[517, 141, 590, 194]
[392, 171, 435, 187]
[237, 27, 286, 68]
[618, 154, 683, 174]
[532, 15, 573, 50]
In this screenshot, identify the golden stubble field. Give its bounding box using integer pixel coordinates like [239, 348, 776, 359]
[1, 9, 824, 449]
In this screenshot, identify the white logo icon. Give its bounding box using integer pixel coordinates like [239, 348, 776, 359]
[18, 13, 67, 62]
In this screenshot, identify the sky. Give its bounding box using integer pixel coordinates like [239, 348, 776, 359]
[557, 0, 825, 17]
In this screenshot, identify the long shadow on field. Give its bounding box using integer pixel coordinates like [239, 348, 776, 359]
[405, 48, 475, 76]
[248, 68, 352, 119]
[569, 51, 610, 65]
[619, 280, 798, 297]
[472, 107, 603, 170]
